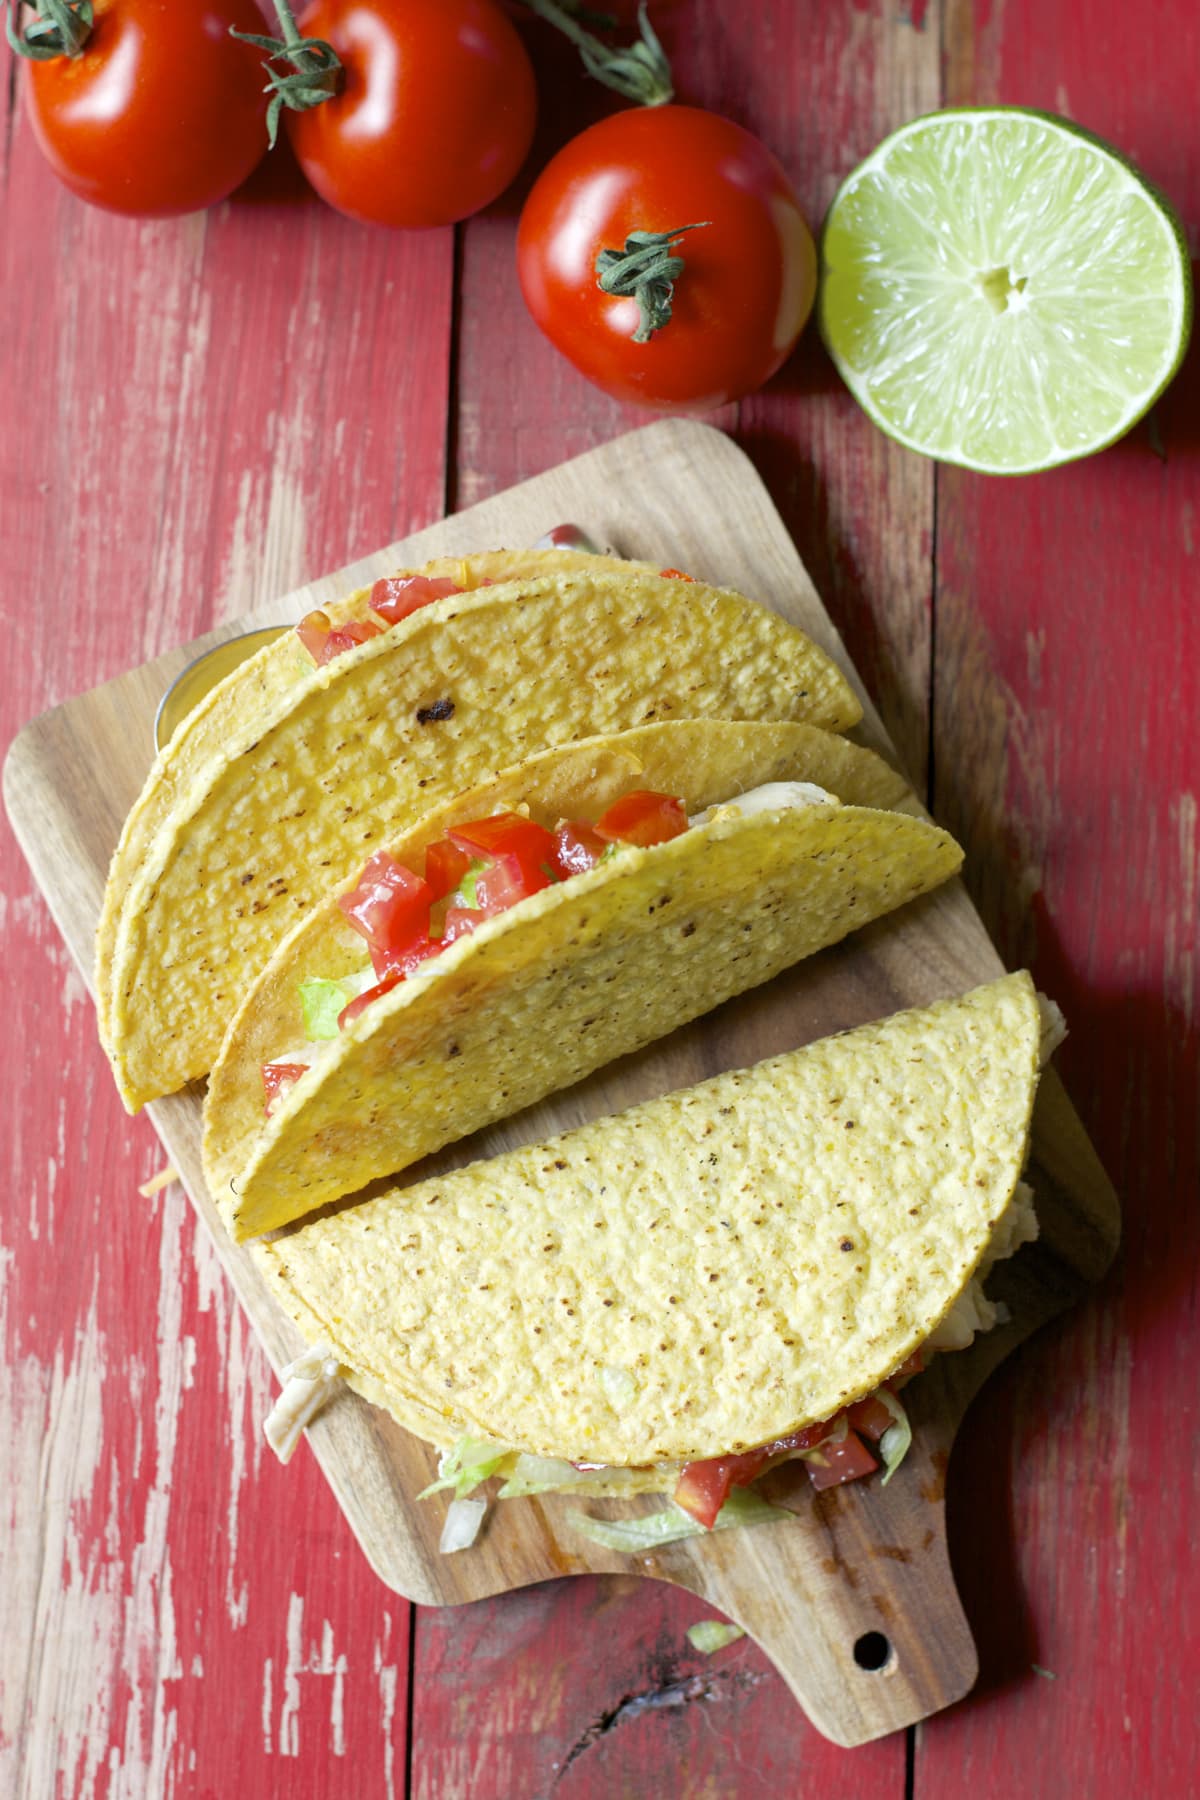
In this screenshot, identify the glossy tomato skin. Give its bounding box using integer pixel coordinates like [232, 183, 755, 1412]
[517, 106, 817, 411]
[23, 0, 268, 217]
[289, 0, 537, 229]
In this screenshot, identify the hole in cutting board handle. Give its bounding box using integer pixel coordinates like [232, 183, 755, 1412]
[853, 1631, 894, 1673]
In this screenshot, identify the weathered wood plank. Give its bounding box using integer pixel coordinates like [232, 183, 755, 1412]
[411, 1577, 900, 1800]
[919, 0, 1199, 1790]
[0, 78, 453, 1795]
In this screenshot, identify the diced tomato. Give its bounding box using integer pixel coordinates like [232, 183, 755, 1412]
[295, 609, 382, 666]
[448, 812, 555, 862]
[843, 1395, 896, 1443]
[369, 933, 444, 982]
[473, 855, 552, 913]
[892, 1353, 928, 1389]
[338, 972, 403, 1029]
[594, 789, 689, 848]
[805, 1432, 879, 1492]
[369, 574, 462, 625]
[673, 1415, 842, 1528]
[338, 937, 444, 1027]
[763, 1417, 844, 1457]
[261, 1061, 309, 1115]
[295, 609, 333, 660]
[674, 1449, 772, 1529]
[337, 851, 432, 955]
[424, 836, 473, 901]
[551, 821, 608, 878]
[441, 905, 487, 945]
[659, 568, 696, 582]
[448, 813, 557, 912]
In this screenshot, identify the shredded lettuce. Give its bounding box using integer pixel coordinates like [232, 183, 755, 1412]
[418, 1436, 510, 1501]
[496, 1453, 599, 1499]
[571, 1487, 789, 1552]
[448, 860, 487, 908]
[298, 977, 353, 1040]
[686, 1621, 745, 1654]
[876, 1388, 913, 1485]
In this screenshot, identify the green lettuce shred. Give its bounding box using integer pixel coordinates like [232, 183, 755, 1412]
[570, 1488, 789, 1552]
[298, 977, 353, 1040]
[418, 1436, 510, 1501]
[876, 1387, 913, 1485]
[448, 860, 487, 908]
[686, 1621, 746, 1654]
[497, 1453, 598, 1498]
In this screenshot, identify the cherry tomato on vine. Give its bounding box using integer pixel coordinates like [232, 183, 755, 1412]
[516, 105, 818, 411]
[16, 0, 269, 217]
[277, 0, 537, 229]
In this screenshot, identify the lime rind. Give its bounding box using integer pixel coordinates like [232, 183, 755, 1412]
[819, 107, 1193, 474]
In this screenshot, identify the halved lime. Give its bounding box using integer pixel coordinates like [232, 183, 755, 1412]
[819, 109, 1192, 473]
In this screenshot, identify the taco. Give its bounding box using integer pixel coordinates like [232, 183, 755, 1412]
[203, 717, 958, 1237]
[99, 557, 861, 1110]
[258, 974, 1056, 1545]
[95, 548, 645, 1056]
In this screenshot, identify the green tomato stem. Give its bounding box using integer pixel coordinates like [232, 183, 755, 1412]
[520, 0, 674, 107]
[230, 0, 343, 149]
[5, 0, 93, 61]
[595, 224, 710, 343]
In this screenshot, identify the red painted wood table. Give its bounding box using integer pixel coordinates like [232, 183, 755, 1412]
[2, 3, 1196, 1795]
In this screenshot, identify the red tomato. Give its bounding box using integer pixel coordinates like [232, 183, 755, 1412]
[843, 1395, 896, 1443]
[594, 790, 688, 848]
[673, 1449, 773, 1530]
[441, 904, 487, 945]
[370, 574, 462, 626]
[337, 852, 432, 955]
[284, 0, 537, 228]
[658, 568, 696, 581]
[517, 106, 817, 410]
[551, 821, 607, 878]
[20, 0, 268, 217]
[805, 1432, 879, 1492]
[261, 1060, 309, 1115]
[338, 971, 401, 1028]
[674, 1417, 838, 1528]
[473, 854, 553, 914]
[424, 838, 473, 901]
[448, 813, 553, 862]
[295, 610, 382, 665]
[448, 813, 557, 910]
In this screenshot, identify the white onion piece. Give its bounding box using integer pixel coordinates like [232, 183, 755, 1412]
[440, 1496, 488, 1554]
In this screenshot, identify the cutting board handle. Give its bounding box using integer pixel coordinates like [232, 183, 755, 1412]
[650, 1424, 976, 1746]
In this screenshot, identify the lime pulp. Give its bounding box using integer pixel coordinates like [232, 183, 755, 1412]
[819, 109, 1193, 474]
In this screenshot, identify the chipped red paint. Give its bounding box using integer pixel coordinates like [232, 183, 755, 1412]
[3, 1, 1197, 1795]
[918, 3, 1200, 1795]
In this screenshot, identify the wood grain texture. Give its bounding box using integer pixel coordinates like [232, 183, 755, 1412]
[6, 420, 1117, 1756]
[918, 1, 1200, 1792]
[0, 69, 451, 1797]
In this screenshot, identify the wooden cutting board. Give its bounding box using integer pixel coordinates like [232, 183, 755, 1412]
[2, 418, 1119, 1748]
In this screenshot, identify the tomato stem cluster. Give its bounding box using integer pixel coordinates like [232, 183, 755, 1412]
[521, 0, 673, 107]
[6, 0, 93, 60]
[595, 223, 709, 342]
[231, 0, 342, 148]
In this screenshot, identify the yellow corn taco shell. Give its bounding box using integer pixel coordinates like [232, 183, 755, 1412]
[103, 569, 861, 1109]
[257, 973, 1042, 1467]
[96, 549, 645, 1054]
[204, 718, 957, 1239]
